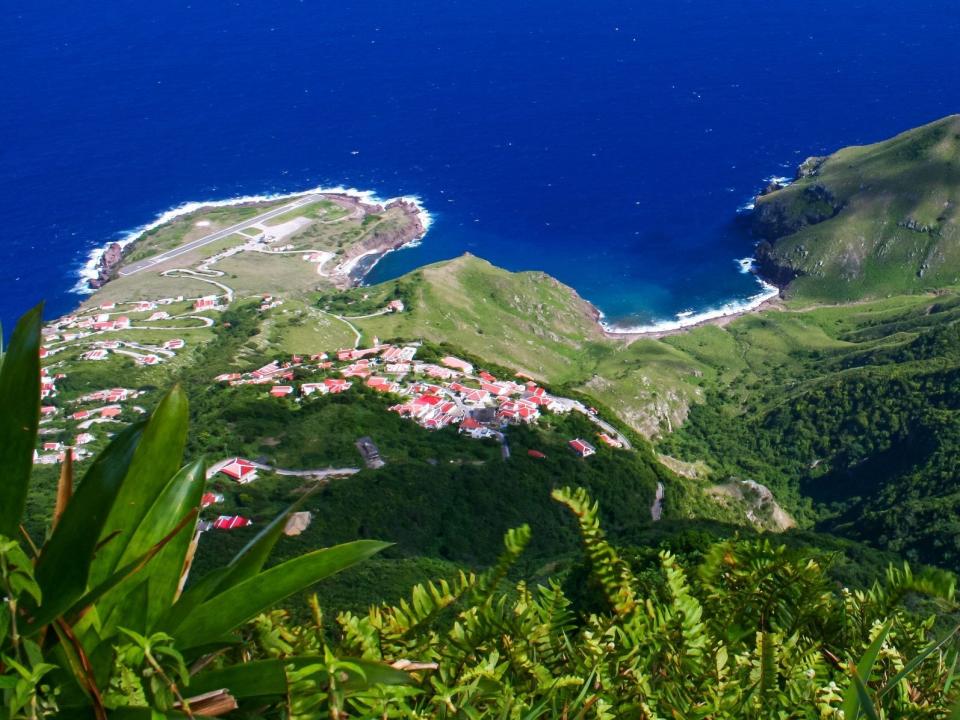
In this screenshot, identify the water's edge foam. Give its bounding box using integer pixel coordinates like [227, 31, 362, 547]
[71, 185, 433, 295]
[600, 256, 779, 334]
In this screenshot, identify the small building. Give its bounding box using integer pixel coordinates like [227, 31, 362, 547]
[598, 433, 623, 449]
[75, 433, 95, 445]
[569, 439, 596, 458]
[81, 349, 109, 361]
[219, 458, 259, 484]
[441, 356, 474, 374]
[194, 296, 218, 311]
[100, 406, 122, 419]
[324, 378, 352, 394]
[270, 385, 294, 397]
[213, 515, 252, 530]
[201, 492, 224, 508]
[527, 449, 547, 459]
[148, 311, 170, 321]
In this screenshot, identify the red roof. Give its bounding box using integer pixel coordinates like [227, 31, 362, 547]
[527, 449, 546, 459]
[461, 417, 481, 430]
[569, 439, 596, 456]
[201, 492, 221, 508]
[219, 458, 257, 480]
[213, 515, 252, 530]
[415, 394, 441, 406]
[479, 371, 497, 382]
[100, 407, 122, 418]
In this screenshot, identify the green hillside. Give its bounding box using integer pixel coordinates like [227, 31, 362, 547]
[754, 114, 960, 300]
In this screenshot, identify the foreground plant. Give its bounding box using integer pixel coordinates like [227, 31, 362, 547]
[0, 305, 391, 717]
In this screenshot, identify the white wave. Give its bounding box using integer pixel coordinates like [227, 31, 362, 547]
[602, 259, 779, 334]
[736, 200, 756, 213]
[71, 185, 433, 294]
[764, 175, 793, 187]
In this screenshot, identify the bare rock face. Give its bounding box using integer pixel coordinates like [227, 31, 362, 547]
[283, 511, 313, 536]
[88, 242, 124, 289]
[339, 199, 427, 283]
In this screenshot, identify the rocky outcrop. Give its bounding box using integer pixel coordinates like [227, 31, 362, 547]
[752, 184, 843, 241]
[341, 199, 427, 283]
[88, 242, 124, 289]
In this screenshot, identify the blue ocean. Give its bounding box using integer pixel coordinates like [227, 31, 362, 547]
[3, 0, 959, 329]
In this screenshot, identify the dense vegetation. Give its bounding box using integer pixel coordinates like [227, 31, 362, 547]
[662, 292, 960, 572]
[9, 304, 960, 717]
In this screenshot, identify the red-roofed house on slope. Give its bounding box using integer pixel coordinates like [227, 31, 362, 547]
[441, 356, 474, 374]
[324, 378, 352, 394]
[213, 515, 253, 530]
[270, 385, 295, 397]
[194, 296, 218, 311]
[201, 492, 224, 508]
[598, 433, 623, 449]
[569, 438, 596, 458]
[219, 458, 259, 484]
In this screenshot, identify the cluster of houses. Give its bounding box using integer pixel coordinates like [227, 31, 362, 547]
[210, 342, 622, 457]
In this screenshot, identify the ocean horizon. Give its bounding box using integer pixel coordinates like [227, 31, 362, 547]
[4, 0, 960, 329]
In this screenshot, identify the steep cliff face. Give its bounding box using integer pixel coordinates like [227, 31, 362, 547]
[341, 199, 426, 281]
[749, 115, 960, 301]
[88, 242, 124, 289]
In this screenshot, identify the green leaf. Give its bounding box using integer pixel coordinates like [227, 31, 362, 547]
[96, 459, 205, 633]
[851, 668, 881, 720]
[157, 495, 312, 634]
[30, 423, 145, 628]
[188, 659, 288, 699]
[89, 386, 189, 588]
[841, 620, 893, 720]
[878, 621, 960, 698]
[171, 540, 389, 648]
[0, 303, 42, 539]
[214, 493, 313, 594]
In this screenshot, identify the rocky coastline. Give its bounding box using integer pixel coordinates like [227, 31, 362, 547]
[87, 242, 125, 289]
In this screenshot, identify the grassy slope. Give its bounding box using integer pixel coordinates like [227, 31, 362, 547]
[755, 114, 960, 300]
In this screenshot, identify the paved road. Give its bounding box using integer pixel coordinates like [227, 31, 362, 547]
[118, 195, 323, 277]
[570, 401, 633, 450]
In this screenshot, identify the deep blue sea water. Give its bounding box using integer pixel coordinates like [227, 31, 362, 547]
[3, 1, 959, 329]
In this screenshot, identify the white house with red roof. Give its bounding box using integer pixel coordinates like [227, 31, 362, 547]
[193, 296, 218, 311]
[212, 515, 253, 530]
[569, 439, 596, 458]
[114, 316, 131, 329]
[270, 385, 295, 397]
[75, 433, 95, 445]
[219, 458, 259, 484]
[441, 356, 474, 374]
[598, 433, 623, 448]
[148, 311, 170, 321]
[81, 349, 108, 361]
[324, 378, 352, 394]
[201, 492, 224, 508]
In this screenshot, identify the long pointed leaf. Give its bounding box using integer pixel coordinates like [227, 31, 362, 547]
[31, 423, 146, 628]
[89, 386, 189, 587]
[188, 659, 288, 700]
[841, 620, 893, 719]
[0, 303, 42, 538]
[878, 621, 960, 698]
[95, 459, 205, 633]
[215, 492, 314, 593]
[171, 540, 389, 648]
